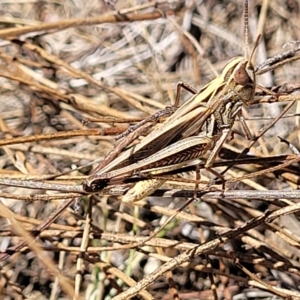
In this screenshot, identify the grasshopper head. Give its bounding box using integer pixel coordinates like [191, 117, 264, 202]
[222, 56, 256, 106]
[232, 57, 256, 106]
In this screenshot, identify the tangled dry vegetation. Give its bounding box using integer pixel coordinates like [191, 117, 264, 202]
[0, 0, 300, 299]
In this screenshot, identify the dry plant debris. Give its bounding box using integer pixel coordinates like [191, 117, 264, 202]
[0, 0, 299, 299]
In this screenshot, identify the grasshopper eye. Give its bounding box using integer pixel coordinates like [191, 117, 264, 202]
[234, 65, 250, 85]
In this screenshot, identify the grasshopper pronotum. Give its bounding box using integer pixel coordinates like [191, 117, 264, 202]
[83, 0, 258, 201]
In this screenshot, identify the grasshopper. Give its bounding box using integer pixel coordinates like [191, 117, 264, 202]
[83, 0, 258, 201]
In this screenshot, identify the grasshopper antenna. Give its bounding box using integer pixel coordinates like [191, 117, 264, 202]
[244, 0, 249, 59]
[245, 0, 261, 67]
